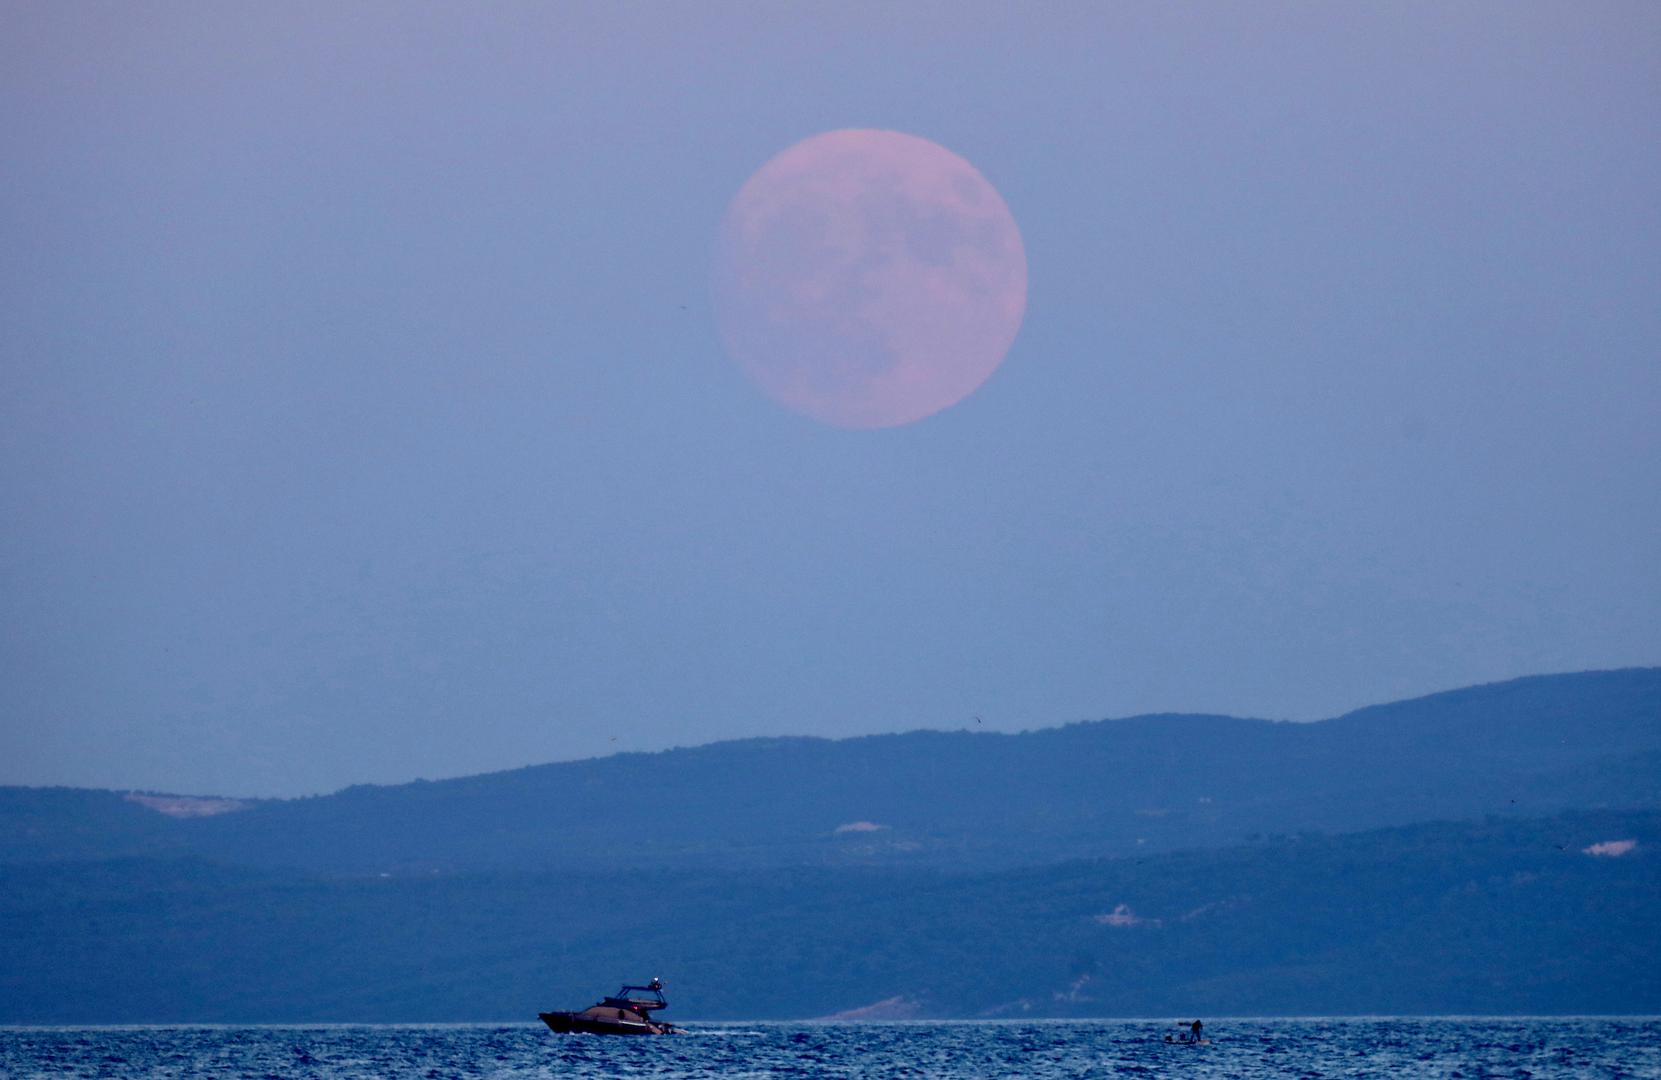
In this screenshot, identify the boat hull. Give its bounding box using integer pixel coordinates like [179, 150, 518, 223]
[539, 1011, 674, 1036]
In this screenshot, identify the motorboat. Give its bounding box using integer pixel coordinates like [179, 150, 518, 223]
[538, 978, 681, 1035]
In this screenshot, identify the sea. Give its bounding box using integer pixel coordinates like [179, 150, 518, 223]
[1, 1018, 1656, 1079]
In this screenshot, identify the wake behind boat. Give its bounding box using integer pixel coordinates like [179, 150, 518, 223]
[539, 978, 681, 1035]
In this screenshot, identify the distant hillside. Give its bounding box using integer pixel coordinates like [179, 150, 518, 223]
[2, 809, 1654, 1022]
[3, 668, 1657, 875]
[0, 788, 186, 864]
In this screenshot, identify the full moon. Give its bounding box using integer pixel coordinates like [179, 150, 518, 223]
[713, 129, 1027, 429]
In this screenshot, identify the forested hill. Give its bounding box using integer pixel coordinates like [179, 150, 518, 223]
[1, 669, 1656, 1023]
[4, 668, 1657, 875]
[2, 809, 1655, 1022]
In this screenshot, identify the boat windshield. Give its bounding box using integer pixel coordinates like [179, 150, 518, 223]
[604, 981, 667, 1012]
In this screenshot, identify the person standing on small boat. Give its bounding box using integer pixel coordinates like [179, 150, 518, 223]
[1190, 1019, 1204, 1041]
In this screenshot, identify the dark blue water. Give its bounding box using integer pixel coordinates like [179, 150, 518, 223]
[2, 1019, 1656, 1079]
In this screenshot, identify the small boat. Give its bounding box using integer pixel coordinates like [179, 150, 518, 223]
[538, 978, 681, 1035]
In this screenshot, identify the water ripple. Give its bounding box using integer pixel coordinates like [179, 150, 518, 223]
[0, 1019, 1656, 1079]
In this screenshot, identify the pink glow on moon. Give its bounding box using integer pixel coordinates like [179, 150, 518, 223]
[713, 129, 1027, 429]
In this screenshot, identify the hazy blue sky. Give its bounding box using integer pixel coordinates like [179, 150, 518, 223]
[3, 3, 1657, 796]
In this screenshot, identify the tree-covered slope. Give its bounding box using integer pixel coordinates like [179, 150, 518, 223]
[3, 669, 1657, 875]
[71, 668, 1661, 873]
[1, 810, 1654, 1022]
